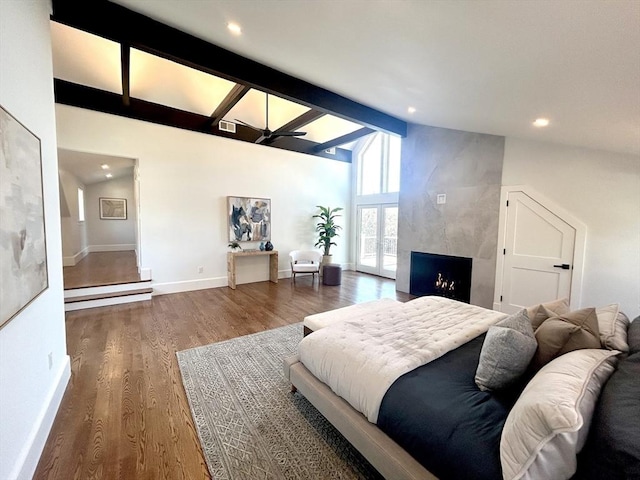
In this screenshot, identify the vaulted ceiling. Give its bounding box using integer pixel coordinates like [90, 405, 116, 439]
[51, 0, 640, 159]
[50, 1, 407, 163]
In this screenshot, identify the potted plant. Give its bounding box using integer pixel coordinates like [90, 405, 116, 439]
[313, 206, 343, 265]
[228, 240, 242, 252]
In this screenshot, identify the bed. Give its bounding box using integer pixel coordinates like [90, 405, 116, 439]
[284, 296, 640, 480]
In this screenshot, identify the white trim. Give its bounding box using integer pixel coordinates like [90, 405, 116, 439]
[152, 276, 229, 295]
[64, 292, 152, 311]
[64, 280, 152, 299]
[62, 246, 89, 267]
[139, 267, 152, 281]
[89, 244, 135, 252]
[494, 185, 587, 312]
[10, 357, 71, 480]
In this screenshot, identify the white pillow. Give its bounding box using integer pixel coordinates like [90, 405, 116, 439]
[595, 304, 630, 352]
[500, 349, 619, 480]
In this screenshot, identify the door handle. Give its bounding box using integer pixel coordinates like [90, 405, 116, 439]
[553, 264, 571, 270]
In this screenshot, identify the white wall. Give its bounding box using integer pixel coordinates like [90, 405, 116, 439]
[86, 175, 136, 249]
[0, 2, 71, 479]
[502, 137, 640, 318]
[55, 105, 352, 293]
[58, 168, 88, 262]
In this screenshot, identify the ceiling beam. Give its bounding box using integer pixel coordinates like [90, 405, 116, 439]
[260, 109, 326, 145]
[54, 79, 352, 163]
[50, 0, 407, 137]
[207, 84, 251, 128]
[274, 110, 326, 135]
[313, 127, 376, 152]
[120, 42, 130, 107]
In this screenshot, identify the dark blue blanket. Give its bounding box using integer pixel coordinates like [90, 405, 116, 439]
[377, 334, 526, 480]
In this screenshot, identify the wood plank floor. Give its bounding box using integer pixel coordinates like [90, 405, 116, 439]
[64, 251, 140, 289]
[34, 272, 411, 480]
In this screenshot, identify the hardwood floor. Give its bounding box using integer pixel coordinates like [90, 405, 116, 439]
[63, 251, 140, 289]
[34, 272, 411, 480]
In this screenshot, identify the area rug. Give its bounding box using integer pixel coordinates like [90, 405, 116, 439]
[177, 323, 382, 480]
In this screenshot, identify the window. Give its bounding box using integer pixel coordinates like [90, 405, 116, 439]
[357, 132, 401, 196]
[77, 187, 85, 222]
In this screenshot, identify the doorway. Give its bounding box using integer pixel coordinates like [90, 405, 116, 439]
[494, 187, 586, 312]
[356, 204, 398, 279]
[58, 149, 140, 289]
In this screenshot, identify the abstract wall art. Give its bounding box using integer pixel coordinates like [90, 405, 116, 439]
[228, 196, 271, 242]
[0, 105, 48, 328]
[99, 197, 127, 219]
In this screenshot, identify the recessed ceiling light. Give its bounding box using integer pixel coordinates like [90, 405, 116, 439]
[105, 173, 113, 178]
[408, 107, 416, 114]
[533, 118, 550, 127]
[227, 22, 242, 35]
[101, 164, 110, 170]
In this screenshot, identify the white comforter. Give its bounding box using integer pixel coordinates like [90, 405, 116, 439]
[298, 296, 507, 423]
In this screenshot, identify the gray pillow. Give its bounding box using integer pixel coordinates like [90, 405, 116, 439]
[475, 310, 537, 392]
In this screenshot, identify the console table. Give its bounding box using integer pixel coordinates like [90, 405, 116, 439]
[227, 250, 278, 289]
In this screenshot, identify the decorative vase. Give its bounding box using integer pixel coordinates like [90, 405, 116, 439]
[259, 242, 265, 251]
[265, 241, 273, 251]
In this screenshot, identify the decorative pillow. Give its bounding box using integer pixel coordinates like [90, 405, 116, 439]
[526, 298, 570, 330]
[531, 307, 601, 370]
[500, 349, 620, 480]
[475, 310, 537, 392]
[595, 304, 630, 352]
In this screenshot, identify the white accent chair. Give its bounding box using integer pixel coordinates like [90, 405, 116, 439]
[289, 250, 322, 283]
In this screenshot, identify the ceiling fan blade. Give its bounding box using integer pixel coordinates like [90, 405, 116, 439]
[234, 119, 263, 132]
[254, 135, 269, 144]
[273, 131, 307, 137]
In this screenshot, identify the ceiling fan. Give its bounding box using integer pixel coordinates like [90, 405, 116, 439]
[235, 93, 307, 144]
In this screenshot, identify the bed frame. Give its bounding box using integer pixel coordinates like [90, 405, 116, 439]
[284, 355, 437, 480]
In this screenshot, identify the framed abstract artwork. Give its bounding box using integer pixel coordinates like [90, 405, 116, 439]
[228, 196, 271, 242]
[99, 197, 127, 220]
[0, 105, 49, 329]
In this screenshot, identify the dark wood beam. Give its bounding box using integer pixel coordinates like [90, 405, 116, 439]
[260, 110, 326, 145]
[274, 110, 325, 135]
[313, 127, 376, 152]
[50, 0, 407, 137]
[121, 42, 130, 107]
[207, 84, 251, 128]
[54, 79, 351, 163]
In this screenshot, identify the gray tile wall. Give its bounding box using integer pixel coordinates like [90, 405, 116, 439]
[397, 124, 505, 308]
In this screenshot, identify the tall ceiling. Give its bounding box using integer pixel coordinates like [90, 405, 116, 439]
[105, 0, 639, 157]
[51, 1, 640, 159]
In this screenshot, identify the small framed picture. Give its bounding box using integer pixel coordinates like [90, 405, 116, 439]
[99, 197, 127, 220]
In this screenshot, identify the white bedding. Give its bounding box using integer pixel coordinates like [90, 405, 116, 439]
[298, 296, 508, 423]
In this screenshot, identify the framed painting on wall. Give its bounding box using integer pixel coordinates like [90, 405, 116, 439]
[228, 196, 271, 242]
[0, 105, 49, 329]
[100, 197, 127, 220]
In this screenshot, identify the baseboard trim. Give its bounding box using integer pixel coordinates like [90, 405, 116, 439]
[152, 276, 228, 295]
[11, 356, 71, 480]
[62, 247, 89, 267]
[89, 244, 135, 252]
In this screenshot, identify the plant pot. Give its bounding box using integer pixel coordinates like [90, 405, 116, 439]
[321, 255, 333, 275]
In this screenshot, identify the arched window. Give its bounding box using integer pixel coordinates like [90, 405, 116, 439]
[357, 133, 401, 196]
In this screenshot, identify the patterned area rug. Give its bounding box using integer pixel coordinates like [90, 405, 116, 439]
[177, 323, 382, 480]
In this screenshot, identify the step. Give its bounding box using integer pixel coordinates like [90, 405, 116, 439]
[64, 287, 153, 304]
[64, 280, 153, 312]
[64, 290, 152, 312]
[64, 279, 152, 300]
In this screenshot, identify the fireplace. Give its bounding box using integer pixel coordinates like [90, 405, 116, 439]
[410, 251, 473, 303]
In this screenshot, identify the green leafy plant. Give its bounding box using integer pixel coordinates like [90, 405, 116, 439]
[228, 240, 242, 251]
[313, 206, 343, 256]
